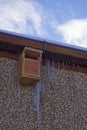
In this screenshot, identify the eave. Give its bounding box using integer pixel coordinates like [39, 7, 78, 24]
[0, 30, 87, 68]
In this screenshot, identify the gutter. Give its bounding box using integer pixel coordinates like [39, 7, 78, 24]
[0, 30, 87, 60]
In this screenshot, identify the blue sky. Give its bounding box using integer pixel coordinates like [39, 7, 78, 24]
[0, 0, 87, 48]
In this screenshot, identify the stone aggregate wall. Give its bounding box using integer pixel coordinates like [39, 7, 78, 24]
[0, 57, 87, 130]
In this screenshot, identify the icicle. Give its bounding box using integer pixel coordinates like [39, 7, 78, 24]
[47, 60, 57, 85]
[65, 61, 67, 69]
[58, 60, 60, 70]
[62, 61, 64, 69]
[73, 63, 75, 67]
[18, 76, 21, 104]
[68, 61, 70, 69]
[40, 53, 42, 63]
[52, 61, 57, 84]
[51, 61, 55, 85]
[33, 80, 45, 130]
[47, 60, 51, 76]
[32, 53, 45, 129]
[77, 64, 79, 68]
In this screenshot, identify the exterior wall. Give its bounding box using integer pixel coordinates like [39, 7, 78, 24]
[0, 57, 87, 130]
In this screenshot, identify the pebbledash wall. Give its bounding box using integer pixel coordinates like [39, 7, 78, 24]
[1, 57, 87, 130]
[0, 30, 87, 130]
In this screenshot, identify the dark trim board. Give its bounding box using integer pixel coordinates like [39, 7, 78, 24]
[0, 30, 87, 68]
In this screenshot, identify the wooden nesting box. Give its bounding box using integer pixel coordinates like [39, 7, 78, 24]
[18, 47, 42, 85]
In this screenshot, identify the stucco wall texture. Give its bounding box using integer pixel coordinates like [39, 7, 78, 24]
[0, 57, 87, 130]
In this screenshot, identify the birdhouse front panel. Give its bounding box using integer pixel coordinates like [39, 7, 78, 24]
[18, 47, 42, 85]
[23, 58, 39, 76]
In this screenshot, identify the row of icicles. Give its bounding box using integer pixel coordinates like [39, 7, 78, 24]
[42, 59, 80, 70]
[33, 58, 80, 130]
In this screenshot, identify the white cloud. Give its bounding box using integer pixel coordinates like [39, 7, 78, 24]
[0, 0, 48, 36]
[56, 19, 87, 47]
[1, 0, 87, 48]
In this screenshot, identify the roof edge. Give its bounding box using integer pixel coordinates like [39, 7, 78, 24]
[0, 29, 87, 52]
[0, 30, 87, 61]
